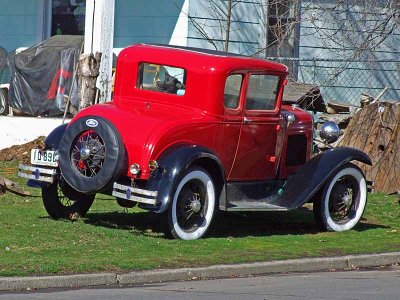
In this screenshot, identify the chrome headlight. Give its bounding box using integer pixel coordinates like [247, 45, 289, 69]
[319, 121, 340, 144]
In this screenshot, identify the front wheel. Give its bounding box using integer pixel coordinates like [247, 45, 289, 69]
[313, 163, 367, 232]
[167, 167, 216, 240]
[42, 175, 95, 219]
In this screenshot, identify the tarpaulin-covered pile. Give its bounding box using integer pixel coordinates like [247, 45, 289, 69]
[7, 35, 83, 116]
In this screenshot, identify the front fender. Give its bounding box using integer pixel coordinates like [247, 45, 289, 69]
[141, 144, 224, 213]
[44, 123, 68, 150]
[280, 147, 371, 209]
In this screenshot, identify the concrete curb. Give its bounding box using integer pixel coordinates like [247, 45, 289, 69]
[1, 252, 399, 291]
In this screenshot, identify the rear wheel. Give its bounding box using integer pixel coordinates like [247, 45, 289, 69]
[313, 163, 367, 232]
[42, 175, 95, 219]
[167, 167, 215, 240]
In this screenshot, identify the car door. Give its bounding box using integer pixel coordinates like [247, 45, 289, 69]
[228, 73, 283, 181]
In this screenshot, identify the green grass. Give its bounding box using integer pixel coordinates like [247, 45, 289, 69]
[0, 161, 399, 277]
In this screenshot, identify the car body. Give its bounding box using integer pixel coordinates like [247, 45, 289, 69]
[19, 44, 373, 240]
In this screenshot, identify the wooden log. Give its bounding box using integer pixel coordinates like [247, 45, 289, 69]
[77, 52, 102, 111]
[339, 102, 400, 194]
[0, 175, 31, 197]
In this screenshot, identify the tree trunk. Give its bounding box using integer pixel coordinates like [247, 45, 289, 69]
[338, 102, 400, 194]
[77, 52, 102, 111]
[224, 0, 232, 52]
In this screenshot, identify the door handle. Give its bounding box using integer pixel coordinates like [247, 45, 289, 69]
[243, 117, 251, 124]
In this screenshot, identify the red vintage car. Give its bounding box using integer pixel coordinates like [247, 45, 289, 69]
[19, 44, 372, 240]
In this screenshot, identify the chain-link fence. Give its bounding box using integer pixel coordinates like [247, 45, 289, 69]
[268, 58, 400, 106]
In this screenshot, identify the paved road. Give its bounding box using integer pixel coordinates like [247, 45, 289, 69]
[1, 267, 399, 300]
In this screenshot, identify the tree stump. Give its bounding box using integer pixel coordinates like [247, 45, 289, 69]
[77, 52, 102, 111]
[339, 102, 400, 194]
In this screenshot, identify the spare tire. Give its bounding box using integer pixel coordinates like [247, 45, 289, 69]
[58, 116, 125, 194]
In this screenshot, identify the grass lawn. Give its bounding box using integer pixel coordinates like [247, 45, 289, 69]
[0, 161, 399, 277]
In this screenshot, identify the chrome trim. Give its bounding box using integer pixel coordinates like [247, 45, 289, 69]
[112, 182, 158, 205]
[18, 164, 57, 183]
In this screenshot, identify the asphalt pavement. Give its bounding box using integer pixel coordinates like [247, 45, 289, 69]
[1, 267, 400, 299]
[0, 252, 399, 292]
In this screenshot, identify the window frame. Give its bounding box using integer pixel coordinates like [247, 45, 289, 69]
[244, 72, 282, 114]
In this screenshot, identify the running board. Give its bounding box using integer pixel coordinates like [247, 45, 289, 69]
[226, 200, 289, 212]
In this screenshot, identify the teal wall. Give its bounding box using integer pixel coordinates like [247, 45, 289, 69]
[0, 0, 38, 83]
[113, 0, 184, 48]
[0, 0, 38, 52]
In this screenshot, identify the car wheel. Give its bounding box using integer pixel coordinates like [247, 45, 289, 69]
[167, 167, 215, 240]
[42, 175, 95, 219]
[313, 163, 367, 232]
[0, 88, 8, 115]
[58, 116, 125, 194]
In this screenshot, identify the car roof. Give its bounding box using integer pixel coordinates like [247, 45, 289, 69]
[119, 43, 288, 74]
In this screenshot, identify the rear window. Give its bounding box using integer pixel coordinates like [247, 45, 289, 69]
[137, 63, 186, 96]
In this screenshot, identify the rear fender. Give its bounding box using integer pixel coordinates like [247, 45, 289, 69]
[142, 144, 225, 213]
[280, 147, 372, 209]
[44, 123, 68, 150]
[26, 124, 67, 189]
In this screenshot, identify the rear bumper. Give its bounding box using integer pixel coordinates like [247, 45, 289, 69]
[18, 164, 57, 183]
[112, 182, 158, 206]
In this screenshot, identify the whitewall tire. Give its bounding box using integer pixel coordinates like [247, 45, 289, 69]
[168, 167, 215, 240]
[314, 163, 367, 232]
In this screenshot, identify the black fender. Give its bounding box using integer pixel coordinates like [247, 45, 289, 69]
[27, 123, 68, 189]
[44, 123, 68, 150]
[279, 147, 372, 209]
[142, 144, 225, 213]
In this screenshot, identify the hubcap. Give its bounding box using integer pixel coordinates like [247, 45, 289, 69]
[190, 196, 202, 213]
[80, 147, 91, 160]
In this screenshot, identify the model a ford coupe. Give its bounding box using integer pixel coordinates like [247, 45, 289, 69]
[19, 44, 373, 240]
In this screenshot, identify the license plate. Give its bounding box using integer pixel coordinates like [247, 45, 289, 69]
[30, 149, 58, 167]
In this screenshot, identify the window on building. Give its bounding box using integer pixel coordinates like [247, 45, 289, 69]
[267, 0, 299, 57]
[52, 0, 85, 36]
[246, 74, 280, 111]
[137, 63, 186, 96]
[224, 74, 243, 109]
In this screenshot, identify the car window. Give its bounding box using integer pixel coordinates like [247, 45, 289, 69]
[224, 74, 243, 109]
[246, 74, 280, 111]
[137, 63, 186, 96]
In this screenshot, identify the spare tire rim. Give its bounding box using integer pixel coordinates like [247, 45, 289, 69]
[71, 130, 106, 177]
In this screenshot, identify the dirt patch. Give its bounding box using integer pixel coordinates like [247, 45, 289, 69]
[0, 136, 46, 164]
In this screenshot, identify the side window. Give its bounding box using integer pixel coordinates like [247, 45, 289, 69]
[137, 63, 186, 96]
[246, 74, 280, 111]
[224, 74, 243, 109]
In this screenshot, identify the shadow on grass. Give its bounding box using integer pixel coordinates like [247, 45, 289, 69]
[82, 207, 388, 239]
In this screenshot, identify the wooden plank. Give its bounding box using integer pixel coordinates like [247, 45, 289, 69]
[0, 175, 31, 197]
